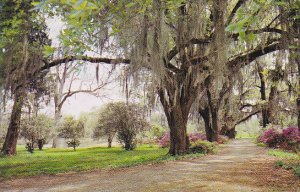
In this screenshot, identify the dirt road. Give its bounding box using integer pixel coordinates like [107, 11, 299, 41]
[1, 139, 299, 192]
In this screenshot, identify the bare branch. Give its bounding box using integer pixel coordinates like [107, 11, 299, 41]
[234, 110, 260, 126]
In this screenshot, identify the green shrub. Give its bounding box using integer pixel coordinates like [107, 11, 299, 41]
[272, 151, 300, 178]
[275, 160, 284, 168]
[294, 164, 300, 178]
[67, 139, 80, 151]
[117, 127, 137, 150]
[257, 142, 267, 147]
[25, 142, 34, 153]
[190, 140, 217, 154]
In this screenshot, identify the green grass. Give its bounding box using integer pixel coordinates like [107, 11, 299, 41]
[268, 149, 299, 160]
[268, 149, 300, 178]
[0, 145, 204, 180]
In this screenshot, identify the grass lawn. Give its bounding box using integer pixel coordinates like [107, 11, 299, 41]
[0, 145, 204, 180]
[268, 149, 300, 178]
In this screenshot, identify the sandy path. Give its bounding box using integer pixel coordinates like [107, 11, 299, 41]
[1, 139, 299, 192]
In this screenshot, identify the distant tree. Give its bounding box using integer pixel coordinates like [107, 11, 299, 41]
[94, 102, 150, 150]
[20, 114, 54, 150]
[58, 116, 85, 151]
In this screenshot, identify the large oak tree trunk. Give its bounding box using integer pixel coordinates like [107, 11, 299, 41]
[210, 108, 219, 141]
[158, 84, 195, 155]
[199, 106, 220, 142]
[1, 87, 25, 155]
[166, 105, 189, 155]
[224, 128, 236, 139]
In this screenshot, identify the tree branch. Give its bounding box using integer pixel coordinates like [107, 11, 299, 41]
[228, 40, 282, 70]
[234, 110, 260, 126]
[42, 56, 130, 71]
[225, 0, 248, 26]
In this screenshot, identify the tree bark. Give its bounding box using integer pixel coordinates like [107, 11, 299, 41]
[204, 76, 220, 142]
[257, 63, 269, 127]
[297, 58, 300, 133]
[108, 135, 113, 148]
[225, 128, 236, 139]
[166, 105, 189, 155]
[1, 87, 25, 155]
[210, 108, 219, 141]
[158, 85, 194, 155]
[199, 107, 213, 141]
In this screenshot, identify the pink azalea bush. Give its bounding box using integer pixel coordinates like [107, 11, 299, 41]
[158, 132, 206, 148]
[158, 132, 170, 148]
[189, 133, 206, 143]
[282, 127, 300, 142]
[258, 127, 300, 151]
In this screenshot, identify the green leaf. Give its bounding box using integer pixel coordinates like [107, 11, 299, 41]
[247, 32, 256, 41]
[43, 45, 55, 57]
[126, 2, 136, 8]
[239, 31, 246, 40]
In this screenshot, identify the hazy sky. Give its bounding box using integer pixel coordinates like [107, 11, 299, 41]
[46, 18, 126, 117]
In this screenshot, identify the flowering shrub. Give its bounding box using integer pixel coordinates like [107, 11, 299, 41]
[282, 127, 300, 143]
[189, 133, 206, 143]
[189, 133, 201, 143]
[190, 140, 217, 154]
[158, 132, 170, 148]
[158, 132, 208, 149]
[258, 128, 282, 148]
[258, 127, 300, 151]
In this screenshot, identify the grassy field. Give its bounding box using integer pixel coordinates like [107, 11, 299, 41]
[0, 145, 204, 179]
[268, 149, 300, 178]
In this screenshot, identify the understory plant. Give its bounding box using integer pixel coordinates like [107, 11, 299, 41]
[158, 132, 217, 154]
[190, 140, 217, 154]
[258, 127, 300, 151]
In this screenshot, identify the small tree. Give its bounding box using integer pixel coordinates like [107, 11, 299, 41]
[58, 116, 84, 151]
[94, 102, 149, 150]
[20, 114, 54, 151]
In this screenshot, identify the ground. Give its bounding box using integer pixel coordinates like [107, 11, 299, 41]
[1, 139, 299, 192]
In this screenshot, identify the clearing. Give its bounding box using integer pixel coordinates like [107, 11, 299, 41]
[1, 139, 299, 192]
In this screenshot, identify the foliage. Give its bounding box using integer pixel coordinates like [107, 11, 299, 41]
[294, 164, 300, 178]
[158, 132, 217, 153]
[282, 127, 300, 143]
[93, 102, 150, 150]
[58, 116, 85, 151]
[158, 132, 170, 148]
[25, 142, 34, 153]
[0, 0, 50, 91]
[269, 149, 300, 178]
[117, 127, 137, 150]
[67, 139, 80, 151]
[149, 124, 166, 140]
[190, 140, 217, 154]
[189, 133, 206, 143]
[20, 114, 54, 150]
[258, 127, 300, 151]
[32, 0, 300, 156]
